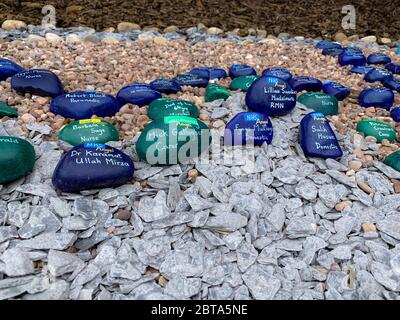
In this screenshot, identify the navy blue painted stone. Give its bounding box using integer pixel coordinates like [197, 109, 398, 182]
[321, 48, 344, 57]
[316, 41, 342, 50]
[289, 76, 322, 92]
[245, 76, 297, 116]
[173, 73, 209, 87]
[386, 63, 400, 74]
[349, 65, 375, 75]
[11, 69, 63, 97]
[322, 81, 350, 101]
[390, 107, 400, 122]
[364, 68, 393, 83]
[367, 52, 391, 65]
[52, 143, 134, 192]
[300, 112, 343, 159]
[189, 67, 227, 80]
[150, 78, 181, 94]
[262, 67, 292, 81]
[117, 83, 161, 106]
[358, 87, 394, 110]
[229, 64, 257, 79]
[50, 91, 121, 119]
[383, 78, 400, 92]
[338, 47, 366, 66]
[224, 112, 273, 146]
[0, 58, 24, 81]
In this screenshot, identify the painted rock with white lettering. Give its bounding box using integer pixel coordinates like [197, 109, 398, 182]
[316, 41, 342, 50]
[322, 81, 350, 101]
[0, 58, 24, 81]
[117, 84, 161, 106]
[384, 151, 400, 172]
[59, 119, 119, 146]
[262, 67, 292, 81]
[11, 69, 63, 97]
[50, 91, 121, 119]
[150, 78, 181, 94]
[390, 107, 400, 122]
[173, 73, 209, 87]
[356, 118, 396, 143]
[349, 65, 375, 75]
[190, 67, 227, 80]
[367, 52, 391, 65]
[297, 93, 338, 116]
[299, 112, 343, 159]
[229, 75, 260, 91]
[358, 87, 394, 110]
[0, 102, 18, 118]
[148, 98, 199, 120]
[383, 78, 400, 92]
[0, 136, 36, 184]
[289, 76, 323, 92]
[229, 64, 257, 79]
[364, 68, 393, 83]
[52, 143, 134, 192]
[386, 63, 400, 74]
[224, 112, 273, 146]
[322, 48, 344, 57]
[245, 76, 297, 116]
[205, 83, 231, 102]
[338, 47, 366, 66]
[135, 116, 211, 165]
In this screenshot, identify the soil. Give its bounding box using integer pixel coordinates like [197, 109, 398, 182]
[0, 0, 399, 39]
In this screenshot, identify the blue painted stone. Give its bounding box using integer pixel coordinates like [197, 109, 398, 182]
[229, 64, 257, 79]
[367, 52, 391, 65]
[189, 67, 227, 80]
[262, 67, 292, 81]
[50, 91, 121, 119]
[117, 83, 161, 106]
[386, 63, 400, 74]
[383, 78, 400, 92]
[150, 78, 181, 94]
[322, 81, 350, 101]
[0, 58, 24, 81]
[224, 112, 273, 146]
[364, 68, 393, 83]
[289, 76, 322, 92]
[245, 76, 296, 116]
[173, 73, 209, 87]
[300, 112, 343, 159]
[390, 107, 400, 122]
[11, 69, 63, 97]
[349, 65, 375, 75]
[321, 48, 344, 57]
[358, 87, 394, 110]
[52, 143, 134, 192]
[316, 41, 342, 50]
[338, 47, 366, 66]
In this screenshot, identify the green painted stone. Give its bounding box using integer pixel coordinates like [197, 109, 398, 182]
[356, 118, 396, 143]
[384, 151, 400, 172]
[229, 75, 260, 91]
[0, 136, 36, 184]
[148, 98, 199, 120]
[297, 93, 339, 116]
[0, 102, 18, 118]
[135, 116, 211, 165]
[59, 119, 119, 146]
[205, 83, 231, 102]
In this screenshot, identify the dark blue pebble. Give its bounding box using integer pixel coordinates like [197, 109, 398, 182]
[322, 81, 350, 101]
[316, 41, 342, 50]
[229, 64, 257, 79]
[11, 69, 63, 97]
[262, 67, 292, 81]
[338, 47, 366, 66]
[358, 87, 394, 110]
[349, 65, 375, 75]
[190, 67, 227, 80]
[0, 58, 24, 81]
[321, 48, 344, 57]
[364, 68, 393, 83]
[172, 73, 209, 87]
[367, 52, 391, 65]
[289, 76, 323, 92]
[390, 107, 400, 122]
[117, 83, 161, 106]
[383, 78, 400, 92]
[150, 78, 182, 94]
[386, 63, 400, 74]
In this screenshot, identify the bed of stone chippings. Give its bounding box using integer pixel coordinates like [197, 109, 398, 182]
[1, 29, 400, 300]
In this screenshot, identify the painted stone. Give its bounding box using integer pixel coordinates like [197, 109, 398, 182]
[52, 143, 134, 192]
[205, 83, 231, 102]
[322, 48, 344, 57]
[135, 116, 211, 165]
[338, 47, 366, 66]
[50, 91, 121, 119]
[316, 41, 342, 50]
[0, 58, 24, 81]
[190, 67, 227, 80]
[349, 65, 375, 75]
[383, 78, 400, 92]
[367, 52, 391, 65]
[299, 112, 343, 159]
[173, 73, 209, 87]
[358, 87, 394, 110]
[245, 76, 297, 116]
[59, 119, 119, 146]
[224, 112, 273, 146]
[262, 67, 292, 81]
[322, 81, 350, 101]
[229, 75, 260, 91]
[0, 136, 36, 184]
[11, 69, 63, 97]
[150, 78, 181, 94]
[386, 63, 400, 74]
[297, 93, 338, 116]
[364, 68, 393, 83]
[117, 84, 161, 107]
[289, 76, 323, 92]
[148, 98, 199, 120]
[0, 102, 18, 118]
[356, 119, 396, 143]
[390, 107, 400, 122]
[229, 64, 257, 79]
[384, 151, 400, 172]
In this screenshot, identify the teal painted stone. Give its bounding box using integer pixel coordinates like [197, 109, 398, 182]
[356, 119, 396, 143]
[205, 83, 231, 102]
[135, 116, 211, 165]
[229, 75, 260, 91]
[297, 93, 339, 116]
[0, 136, 36, 184]
[148, 98, 199, 120]
[0, 102, 18, 118]
[59, 119, 119, 146]
[384, 151, 400, 172]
